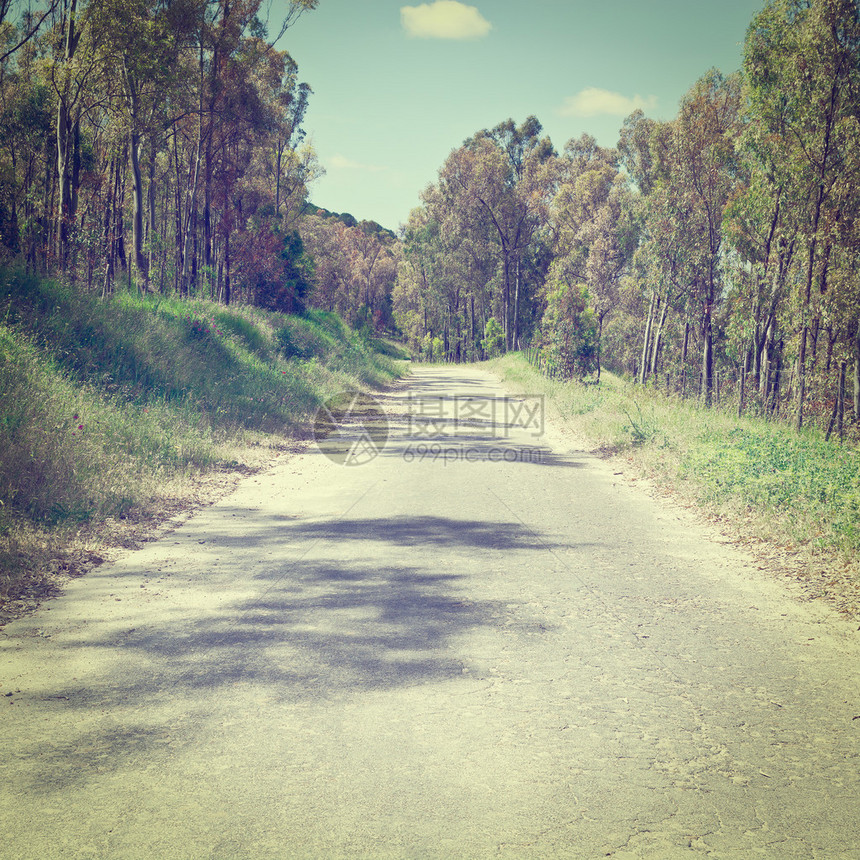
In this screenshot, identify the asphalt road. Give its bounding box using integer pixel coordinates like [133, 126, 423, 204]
[2, 366, 859, 859]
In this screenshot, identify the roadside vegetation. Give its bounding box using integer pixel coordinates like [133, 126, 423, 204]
[493, 352, 860, 614]
[0, 267, 407, 616]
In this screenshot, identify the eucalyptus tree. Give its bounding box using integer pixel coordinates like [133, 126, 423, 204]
[263, 52, 312, 225]
[723, 161, 797, 408]
[743, 0, 860, 428]
[300, 213, 352, 313]
[395, 197, 476, 359]
[441, 116, 555, 351]
[618, 109, 658, 196]
[619, 116, 699, 389]
[86, 0, 189, 290]
[549, 134, 634, 380]
[392, 207, 440, 355]
[618, 110, 677, 385]
[648, 70, 742, 405]
[0, 31, 53, 267]
[51, 0, 86, 271]
[430, 178, 503, 358]
[300, 212, 400, 329]
[540, 252, 596, 378]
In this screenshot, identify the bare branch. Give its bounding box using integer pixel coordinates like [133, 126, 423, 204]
[0, 0, 61, 65]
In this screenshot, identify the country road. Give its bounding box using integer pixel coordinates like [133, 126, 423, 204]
[2, 365, 859, 859]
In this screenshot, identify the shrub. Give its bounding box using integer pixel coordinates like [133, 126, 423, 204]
[482, 318, 505, 358]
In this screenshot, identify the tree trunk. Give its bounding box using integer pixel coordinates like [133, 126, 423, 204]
[55, 0, 79, 272]
[172, 131, 183, 290]
[470, 294, 476, 360]
[595, 313, 604, 383]
[113, 143, 128, 277]
[797, 183, 827, 430]
[38, 135, 52, 272]
[824, 325, 836, 375]
[191, 218, 198, 291]
[810, 314, 821, 369]
[204, 132, 213, 277]
[56, 106, 70, 270]
[701, 303, 714, 407]
[55, 103, 71, 271]
[203, 2, 229, 294]
[838, 360, 846, 440]
[68, 117, 81, 280]
[752, 325, 763, 389]
[760, 317, 774, 406]
[680, 321, 690, 397]
[770, 348, 782, 417]
[638, 288, 656, 385]
[650, 299, 668, 378]
[796, 323, 808, 430]
[854, 317, 860, 421]
[502, 247, 511, 351]
[180, 130, 203, 296]
[223, 228, 231, 306]
[512, 253, 521, 350]
[130, 127, 149, 291]
[148, 142, 157, 286]
[102, 157, 114, 298]
[275, 141, 282, 213]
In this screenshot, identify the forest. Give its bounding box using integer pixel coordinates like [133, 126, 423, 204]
[0, 0, 398, 323]
[2, 0, 860, 433]
[398, 0, 860, 435]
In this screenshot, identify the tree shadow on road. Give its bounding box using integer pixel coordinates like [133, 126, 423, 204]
[16, 515, 560, 791]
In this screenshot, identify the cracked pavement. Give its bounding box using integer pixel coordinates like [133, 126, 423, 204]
[1, 366, 859, 858]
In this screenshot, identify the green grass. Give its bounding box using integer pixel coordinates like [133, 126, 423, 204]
[491, 352, 860, 560]
[0, 267, 407, 607]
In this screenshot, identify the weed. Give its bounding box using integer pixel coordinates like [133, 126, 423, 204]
[621, 400, 658, 445]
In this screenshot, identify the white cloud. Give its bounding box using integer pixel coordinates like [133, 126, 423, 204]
[559, 87, 658, 118]
[401, 0, 491, 40]
[329, 154, 385, 172]
[329, 155, 360, 170]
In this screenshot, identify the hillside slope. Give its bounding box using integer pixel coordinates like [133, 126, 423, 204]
[0, 268, 408, 619]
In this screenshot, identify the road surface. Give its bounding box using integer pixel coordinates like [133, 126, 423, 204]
[2, 366, 859, 859]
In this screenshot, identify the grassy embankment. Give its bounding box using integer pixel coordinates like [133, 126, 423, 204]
[492, 352, 860, 614]
[0, 268, 407, 613]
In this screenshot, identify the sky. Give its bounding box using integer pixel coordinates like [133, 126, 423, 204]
[273, 0, 765, 232]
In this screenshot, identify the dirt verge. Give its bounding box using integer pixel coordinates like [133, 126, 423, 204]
[0, 436, 308, 627]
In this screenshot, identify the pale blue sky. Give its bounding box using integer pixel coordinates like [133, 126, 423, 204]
[276, 0, 764, 231]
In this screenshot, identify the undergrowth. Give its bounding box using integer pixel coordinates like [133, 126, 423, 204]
[0, 267, 407, 609]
